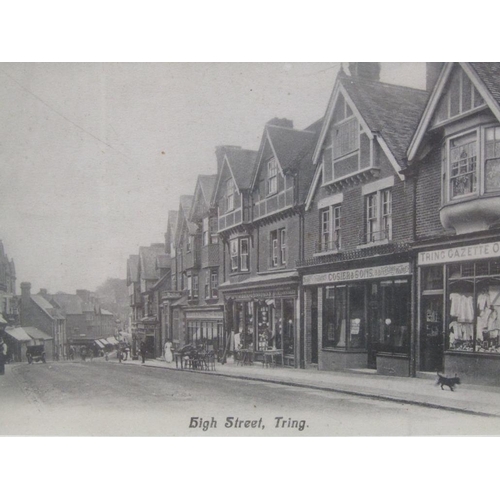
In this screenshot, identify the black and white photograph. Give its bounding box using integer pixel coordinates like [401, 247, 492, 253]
[2, 60, 500, 438]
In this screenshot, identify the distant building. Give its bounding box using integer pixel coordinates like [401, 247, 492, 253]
[0, 240, 17, 326]
[19, 283, 66, 360]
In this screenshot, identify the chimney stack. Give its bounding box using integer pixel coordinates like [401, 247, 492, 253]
[348, 62, 381, 81]
[266, 117, 294, 128]
[39, 288, 48, 297]
[21, 282, 31, 298]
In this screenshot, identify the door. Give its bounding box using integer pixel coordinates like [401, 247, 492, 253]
[367, 283, 380, 369]
[420, 295, 444, 372]
[311, 289, 318, 364]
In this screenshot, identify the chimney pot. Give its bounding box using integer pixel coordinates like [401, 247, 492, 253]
[348, 62, 381, 81]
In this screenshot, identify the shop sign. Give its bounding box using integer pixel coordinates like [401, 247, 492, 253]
[303, 263, 411, 286]
[185, 311, 223, 320]
[418, 241, 500, 265]
[225, 286, 297, 300]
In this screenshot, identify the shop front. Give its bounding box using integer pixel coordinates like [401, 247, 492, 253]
[220, 275, 299, 367]
[303, 261, 412, 375]
[417, 239, 500, 385]
[185, 308, 224, 356]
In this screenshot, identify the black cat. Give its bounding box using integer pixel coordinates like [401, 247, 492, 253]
[436, 372, 461, 391]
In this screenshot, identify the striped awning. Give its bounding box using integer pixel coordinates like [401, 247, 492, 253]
[95, 340, 105, 349]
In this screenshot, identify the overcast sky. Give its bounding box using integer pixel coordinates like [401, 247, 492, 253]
[0, 62, 426, 294]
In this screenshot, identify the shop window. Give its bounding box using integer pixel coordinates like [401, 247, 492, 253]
[323, 286, 347, 348]
[282, 299, 295, 356]
[364, 189, 392, 243]
[447, 258, 500, 353]
[377, 280, 410, 353]
[319, 205, 341, 252]
[257, 302, 273, 350]
[348, 285, 366, 349]
[423, 266, 444, 291]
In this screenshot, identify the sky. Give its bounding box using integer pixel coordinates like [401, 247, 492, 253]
[0, 62, 426, 294]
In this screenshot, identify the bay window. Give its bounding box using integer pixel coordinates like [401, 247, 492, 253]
[192, 275, 199, 299]
[230, 239, 239, 271]
[443, 125, 500, 203]
[240, 238, 249, 271]
[280, 228, 286, 265]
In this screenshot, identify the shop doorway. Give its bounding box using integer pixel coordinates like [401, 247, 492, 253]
[367, 298, 380, 369]
[420, 295, 444, 372]
[311, 289, 318, 364]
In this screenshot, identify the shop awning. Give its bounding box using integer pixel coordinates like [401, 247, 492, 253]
[94, 340, 105, 349]
[4, 327, 32, 342]
[106, 337, 119, 345]
[23, 327, 52, 341]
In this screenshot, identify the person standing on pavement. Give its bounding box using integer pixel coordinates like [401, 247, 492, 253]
[0, 336, 8, 375]
[164, 341, 173, 363]
[140, 341, 147, 364]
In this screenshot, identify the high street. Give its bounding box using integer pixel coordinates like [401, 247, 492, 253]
[1, 359, 500, 436]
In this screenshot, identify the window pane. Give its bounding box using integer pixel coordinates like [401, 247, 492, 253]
[449, 133, 477, 199]
[323, 286, 347, 348]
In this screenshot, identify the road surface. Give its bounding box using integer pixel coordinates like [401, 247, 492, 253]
[1, 360, 499, 436]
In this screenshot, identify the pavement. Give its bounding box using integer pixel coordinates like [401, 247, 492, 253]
[120, 356, 500, 418]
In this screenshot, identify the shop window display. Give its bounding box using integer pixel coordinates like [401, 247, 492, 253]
[323, 286, 347, 348]
[447, 259, 500, 353]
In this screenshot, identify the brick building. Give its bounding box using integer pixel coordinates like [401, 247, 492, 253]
[408, 62, 500, 384]
[218, 120, 321, 367]
[298, 64, 429, 375]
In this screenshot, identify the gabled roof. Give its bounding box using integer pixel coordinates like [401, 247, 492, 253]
[306, 72, 429, 210]
[252, 122, 321, 202]
[213, 147, 258, 205]
[188, 174, 218, 221]
[469, 62, 500, 107]
[127, 255, 140, 283]
[408, 62, 500, 162]
[31, 294, 59, 319]
[53, 293, 84, 315]
[156, 254, 171, 269]
[139, 244, 165, 281]
[339, 73, 429, 169]
[174, 196, 195, 247]
[199, 174, 217, 205]
[225, 148, 258, 190]
[314, 71, 429, 172]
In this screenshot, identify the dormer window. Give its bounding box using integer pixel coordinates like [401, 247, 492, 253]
[267, 158, 278, 195]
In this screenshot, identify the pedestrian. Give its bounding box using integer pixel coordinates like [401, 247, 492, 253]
[164, 340, 173, 363]
[69, 346, 75, 360]
[140, 341, 147, 364]
[0, 336, 7, 375]
[117, 346, 122, 363]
